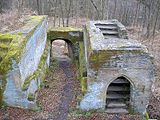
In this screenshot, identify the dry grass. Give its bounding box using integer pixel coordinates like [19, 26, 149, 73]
[0, 8, 37, 33]
[48, 17, 89, 28]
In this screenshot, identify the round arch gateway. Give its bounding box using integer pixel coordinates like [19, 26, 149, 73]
[47, 27, 83, 63]
[51, 39, 74, 61]
[106, 76, 130, 114]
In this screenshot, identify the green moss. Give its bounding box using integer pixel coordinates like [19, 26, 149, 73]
[0, 43, 9, 49]
[89, 50, 144, 72]
[0, 88, 2, 107]
[0, 34, 13, 43]
[30, 16, 46, 21]
[80, 77, 87, 94]
[128, 105, 136, 115]
[78, 41, 86, 78]
[22, 69, 43, 91]
[0, 44, 9, 52]
[0, 16, 47, 97]
[144, 112, 150, 120]
[0, 34, 23, 75]
[0, 75, 7, 108]
[0, 34, 13, 63]
[27, 93, 36, 101]
[48, 27, 82, 32]
[0, 51, 6, 56]
[0, 16, 47, 75]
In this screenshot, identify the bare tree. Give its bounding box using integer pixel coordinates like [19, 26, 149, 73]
[1, 0, 159, 38]
[66, 0, 72, 26]
[0, 1, 3, 13]
[59, 0, 65, 26]
[90, 0, 100, 19]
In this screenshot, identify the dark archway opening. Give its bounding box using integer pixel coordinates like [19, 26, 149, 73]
[106, 76, 130, 114]
[51, 39, 74, 62]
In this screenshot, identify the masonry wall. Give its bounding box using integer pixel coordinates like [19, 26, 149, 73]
[79, 20, 156, 114]
[2, 16, 49, 109]
[80, 49, 155, 113]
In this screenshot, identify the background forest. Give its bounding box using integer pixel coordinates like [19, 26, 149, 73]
[1, 0, 160, 38]
[0, 0, 160, 119]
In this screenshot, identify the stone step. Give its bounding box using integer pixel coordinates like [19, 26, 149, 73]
[107, 101, 127, 108]
[98, 26, 118, 30]
[104, 35, 119, 39]
[95, 23, 117, 27]
[102, 30, 118, 36]
[102, 30, 119, 35]
[106, 108, 129, 114]
[106, 93, 129, 99]
[107, 86, 130, 92]
[112, 78, 130, 84]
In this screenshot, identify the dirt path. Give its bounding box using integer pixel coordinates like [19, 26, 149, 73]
[55, 60, 74, 120]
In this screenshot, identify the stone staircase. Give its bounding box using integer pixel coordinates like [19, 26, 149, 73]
[95, 23, 119, 39]
[106, 77, 130, 114]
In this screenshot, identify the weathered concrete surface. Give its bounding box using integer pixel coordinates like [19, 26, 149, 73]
[47, 27, 83, 43]
[3, 16, 49, 109]
[80, 20, 155, 114]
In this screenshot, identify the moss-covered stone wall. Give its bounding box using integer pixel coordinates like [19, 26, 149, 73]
[48, 27, 83, 43]
[0, 16, 49, 109]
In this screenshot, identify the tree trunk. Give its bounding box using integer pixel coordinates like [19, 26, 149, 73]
[66, 0, 72, 27]
[153, 2, 160, 37]
[59, 0, 65, 27]
[53, 0, 58, 27]
[90, 0, 100, 19]
[113, 0, 117, 18]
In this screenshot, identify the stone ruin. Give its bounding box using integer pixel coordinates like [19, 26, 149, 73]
[0, 16, 155, 114]
[80, 20, 155, 114]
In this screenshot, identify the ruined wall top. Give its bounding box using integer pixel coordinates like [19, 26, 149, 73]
[85, 19, 148, 52]
[47, 27, 83, 43]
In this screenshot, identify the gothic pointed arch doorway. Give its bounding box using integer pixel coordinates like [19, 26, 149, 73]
[106, 76, 131, 114]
